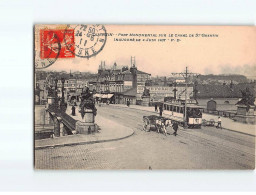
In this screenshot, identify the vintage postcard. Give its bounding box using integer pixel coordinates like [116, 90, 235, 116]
[34, 25, 255, 169]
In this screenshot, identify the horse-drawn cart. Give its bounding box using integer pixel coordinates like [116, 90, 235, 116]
[143, 115, 172, 136]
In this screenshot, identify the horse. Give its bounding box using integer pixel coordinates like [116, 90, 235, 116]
[143, 115, 172, 136]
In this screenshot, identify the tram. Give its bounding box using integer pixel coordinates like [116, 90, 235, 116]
[162, 99, 203, 128]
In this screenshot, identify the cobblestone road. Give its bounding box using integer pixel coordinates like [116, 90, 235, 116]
[35, 105, 255, 169]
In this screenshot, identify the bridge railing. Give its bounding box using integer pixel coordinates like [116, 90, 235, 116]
[203, 108, 236, 118]
[47, 104, 77, 132]
[60, 112, 77, 131]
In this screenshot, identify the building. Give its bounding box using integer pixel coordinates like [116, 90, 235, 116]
[137, 83, 194, 102]
[36, 71, 89, 104]
[88, 57, 151, 105]
[196, 82, 256, 112]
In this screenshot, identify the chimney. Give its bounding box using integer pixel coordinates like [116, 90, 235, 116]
[131, 56, 136, 67]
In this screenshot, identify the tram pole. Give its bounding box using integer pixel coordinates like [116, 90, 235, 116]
[171, 66, 199, 129]
[184, 67, 188, 128]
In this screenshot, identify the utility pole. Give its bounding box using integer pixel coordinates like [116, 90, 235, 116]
[171, 66, 200, 128]
[184, 67, 188, 128]
[60, 78, 66, 112]
[54, 78, 58, 112]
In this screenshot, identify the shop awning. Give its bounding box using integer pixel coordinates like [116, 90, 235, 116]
[101, 94, 108, 99]
[107, 94, 114, 99]
[93, 94, 103, 98]
[93, 93, 114, 99]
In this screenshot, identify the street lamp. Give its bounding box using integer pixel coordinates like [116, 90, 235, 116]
[60, 77, 66, 112]
[54, 78, 58, 112]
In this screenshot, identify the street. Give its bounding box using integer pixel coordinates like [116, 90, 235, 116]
[35, 104, 255, 169]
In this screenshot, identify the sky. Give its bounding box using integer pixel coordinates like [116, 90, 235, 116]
[36, 25, 256, 78]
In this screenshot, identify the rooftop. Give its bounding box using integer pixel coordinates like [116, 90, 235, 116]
[197, 83, 255, 98]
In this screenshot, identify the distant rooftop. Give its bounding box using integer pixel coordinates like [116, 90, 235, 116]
[197, 83, 255, 98]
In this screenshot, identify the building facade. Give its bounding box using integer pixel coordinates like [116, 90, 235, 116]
[36, 72, 89, 104]
[137, 84, 194, 102]
[88, 60, 151, 105]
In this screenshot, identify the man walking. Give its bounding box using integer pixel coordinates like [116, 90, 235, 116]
[127, 100, 130, 107]
[71, 105, 76, 116]
[159, 105, 163, 116]
[155, 104, 158, 112]
[216, 116, 222, 129]
[172, 122, 178, 136]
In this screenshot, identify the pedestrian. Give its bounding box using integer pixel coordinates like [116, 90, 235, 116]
[159, 105, 163, 116]
[71, 105, 76, 116]
[99, 98, 102, 107]
[172, 122, 178, 136]
[127, 100, 130, 107]
[216, 116, 222, 129]
[155, 104, 158, 112]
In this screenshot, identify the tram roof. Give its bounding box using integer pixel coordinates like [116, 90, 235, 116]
[186, 104, 204, 109]
[163, 101, 203, 109]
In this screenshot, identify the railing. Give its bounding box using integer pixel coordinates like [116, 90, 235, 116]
[61, 112, 77, 131]
[47, 104, 77, 131]
[203, 108, 236, 118]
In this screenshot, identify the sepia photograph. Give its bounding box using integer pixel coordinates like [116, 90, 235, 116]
[34, 24, 255, 170]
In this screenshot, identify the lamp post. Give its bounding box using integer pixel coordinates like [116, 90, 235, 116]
[173, 82, 177, 99]
[54, 78, 58, 112]
[60, 78, 66, 112]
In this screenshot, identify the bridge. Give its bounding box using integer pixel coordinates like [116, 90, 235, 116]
[35, 105, 78, 139]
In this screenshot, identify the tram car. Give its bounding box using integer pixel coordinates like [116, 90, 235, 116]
[162, 99, 203, 128]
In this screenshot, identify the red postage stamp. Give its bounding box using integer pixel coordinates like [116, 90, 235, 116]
[40, 29, 75, 59]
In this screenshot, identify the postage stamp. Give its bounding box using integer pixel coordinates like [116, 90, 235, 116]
[40, 29, 75, 59]
[34, 28, 60, 69]
[64, 24, 107, 58]
[34, 25, 75, 69]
